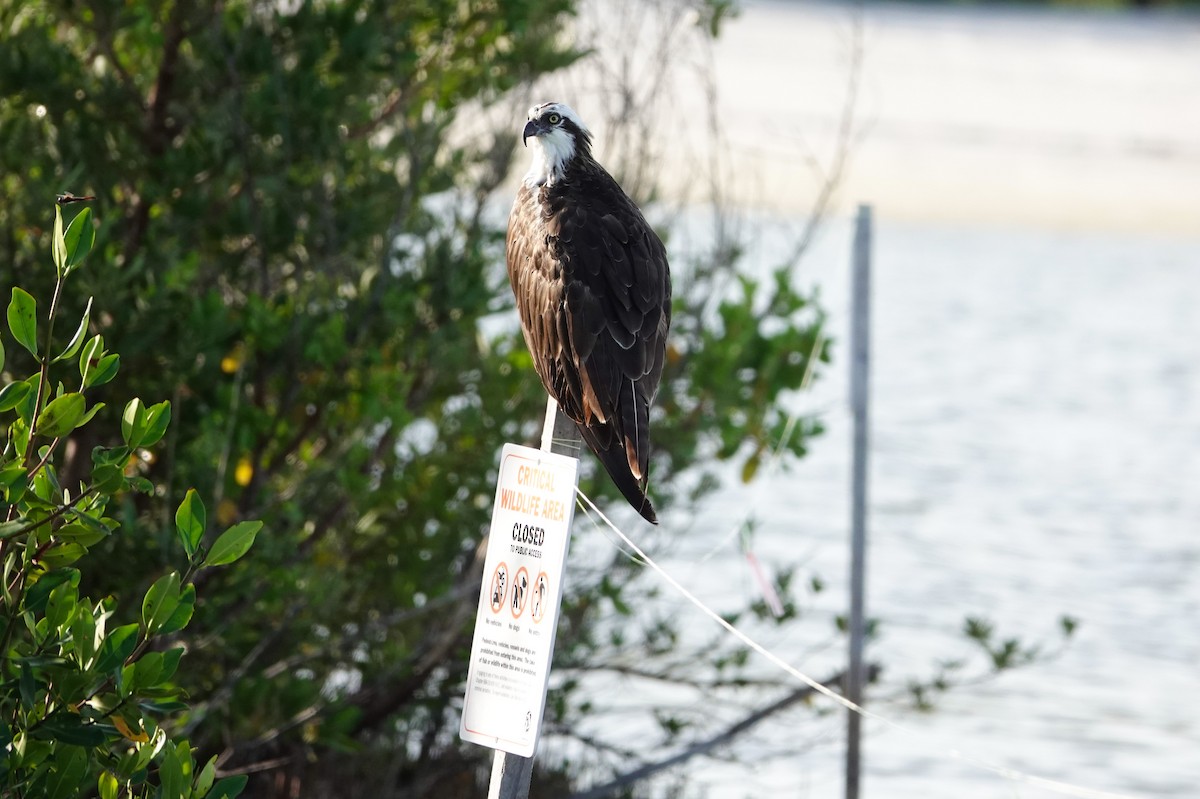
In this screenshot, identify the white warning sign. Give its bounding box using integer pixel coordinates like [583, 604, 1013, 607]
[460, 443, 579, 757]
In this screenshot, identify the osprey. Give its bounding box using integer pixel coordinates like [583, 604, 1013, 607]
[506, 102, 672, 524]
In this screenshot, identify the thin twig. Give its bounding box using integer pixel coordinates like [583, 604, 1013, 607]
[784, 4, 865, 268]
[566, 667, 877, 799]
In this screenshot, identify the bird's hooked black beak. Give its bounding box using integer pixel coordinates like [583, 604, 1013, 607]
[522, 118, 543, 147]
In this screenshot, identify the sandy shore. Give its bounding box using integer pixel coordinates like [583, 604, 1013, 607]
[678, 1, 1200, 235]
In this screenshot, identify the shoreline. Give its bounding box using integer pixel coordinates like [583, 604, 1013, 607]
[662, 1, 1200, 236]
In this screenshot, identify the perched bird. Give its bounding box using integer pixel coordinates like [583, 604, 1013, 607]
[506, 102, 672, 524]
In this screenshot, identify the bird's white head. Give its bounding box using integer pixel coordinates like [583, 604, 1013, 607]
[521, 102, 592, 187]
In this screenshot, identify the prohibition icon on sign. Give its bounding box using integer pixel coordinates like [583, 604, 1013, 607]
[510, 567, 530, 618]
[531, 572, 550, 623]
[489, 562, 508, 614]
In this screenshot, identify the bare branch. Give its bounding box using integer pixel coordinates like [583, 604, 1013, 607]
[784, 5, 866, 268]
[566, 665, 880, 799]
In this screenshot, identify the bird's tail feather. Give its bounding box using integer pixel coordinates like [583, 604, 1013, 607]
[575, 423, 658, 524]
[619, 378, 650, 481]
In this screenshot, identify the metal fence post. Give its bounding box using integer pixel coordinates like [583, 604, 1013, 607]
[846, 204, 873, 799]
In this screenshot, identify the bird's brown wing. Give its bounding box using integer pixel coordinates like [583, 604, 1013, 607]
[506, 177, 671, 523]
[507, 185, 566, 398]
[552, 178, 671, 480]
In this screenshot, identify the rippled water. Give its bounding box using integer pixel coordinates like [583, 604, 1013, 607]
[645, 216, 1200, 798]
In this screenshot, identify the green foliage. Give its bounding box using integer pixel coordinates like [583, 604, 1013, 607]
[7, 289, 38, 358]
[906, 615, 1081, 712]
[964, 614, 1076, 671]
[696, 0, 740, 37]
[0, 202, 259, 798]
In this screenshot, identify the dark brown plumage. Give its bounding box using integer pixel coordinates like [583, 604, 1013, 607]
[506, 102, 671, 523]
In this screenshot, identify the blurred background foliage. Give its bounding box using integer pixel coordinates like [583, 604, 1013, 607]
[0, 0, 831, 796]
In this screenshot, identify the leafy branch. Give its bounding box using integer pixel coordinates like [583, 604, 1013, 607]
[0, 200, 260, 799]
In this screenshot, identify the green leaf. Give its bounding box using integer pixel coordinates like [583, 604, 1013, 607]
[127, 476, 154, 494]
[13, 376, 39, 424]
[85, 353, 120, 388]
[140, 400, 171, 447]
[53, 297, 93, 363]
[0, 519, 27, 540]
[175, 489, 205, 558]
[10, 418, 30, 459]
[91, 444, 130, 467]
[0, 335, 4, 372]
[158, 739, 185, 799]
[92, 463, 125, 494]
[142, 572, 181, 634]
[19, 662, 36, 709]
[177, 737, 195, 781]
[7, 287, 38, 357]
[12, 653, 71, 668]
[78, 334, 102, 383]
[208, 775, 249, 799]
[71, 604, 98, 668]
[98, 771, 119, 799]
[157, 585, 195, 635]
[0, 462, 25, 489]
[54, 522, 108, 547]
[24, 568, 80, 615]
[741, 449, 761, 483]
[195, 756, 218, 798]
[0, 380, 33, 412]
[120, 729, 157, 772]
[63, 206, 95, 272]
[121, 398, 147, 448]
[34, 713, 107, 749]
[45, 580, 78, 632]
[52, 203, 66, 274]
[139, 699, 189, 714]
[75, 400, 105, 429]
[35, 392, 86, 438]
[203, 520, 261, 567]
[131, 651, 164, 690]
[31, 458, 62, 502]
[38, 542, 86, 569]
[65, 510, 114, 536]
[42, 743, 90, 799]
[158, 646, 184, 684]
[95, 623, 140, 673]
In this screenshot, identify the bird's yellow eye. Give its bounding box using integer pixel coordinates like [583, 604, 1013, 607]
[547, 113, 561, 125]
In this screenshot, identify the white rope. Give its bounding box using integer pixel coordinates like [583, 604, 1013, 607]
[573, 488, 1145, 799]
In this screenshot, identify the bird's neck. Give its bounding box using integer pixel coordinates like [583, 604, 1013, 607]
[524, 135, 589, 188]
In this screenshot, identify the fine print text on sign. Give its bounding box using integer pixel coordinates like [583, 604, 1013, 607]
[460, 443, 579, 757]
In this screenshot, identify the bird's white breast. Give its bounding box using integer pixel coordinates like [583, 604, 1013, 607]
[523, 127, 577, 187]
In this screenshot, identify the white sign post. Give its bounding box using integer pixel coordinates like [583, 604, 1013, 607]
[460, 442, 579, 757]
